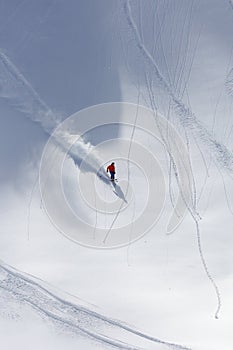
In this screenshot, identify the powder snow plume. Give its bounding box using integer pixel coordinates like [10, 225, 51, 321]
[0, 50, 105, 176]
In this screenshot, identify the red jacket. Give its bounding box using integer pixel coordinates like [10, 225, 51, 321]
[107, 164, 115, 173]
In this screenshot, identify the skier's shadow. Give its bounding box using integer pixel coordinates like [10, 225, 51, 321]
[111, 182, 128, 203]
[98, 175, 127, 203]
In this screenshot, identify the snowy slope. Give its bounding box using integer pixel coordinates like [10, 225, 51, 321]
[0, 1, 233, 350]
[0, 261, 190, 350]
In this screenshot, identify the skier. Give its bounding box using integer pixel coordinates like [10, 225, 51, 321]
[106, 162, 116, 181]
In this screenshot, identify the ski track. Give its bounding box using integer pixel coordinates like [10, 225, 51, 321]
[0, 50, 58, 134]
[103, 89, 140, 244]
[124, 0, 233, 174]
[229, 0, 233, 11]
[226, 68, 233, 98]
[0, 1, 230, 344]
[0, 262, 191, 350]
[0, 50, 109, 181]
[124, 1, 223, 319]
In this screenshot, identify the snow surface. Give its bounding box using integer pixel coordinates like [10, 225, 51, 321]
[0, 1, 233, 350]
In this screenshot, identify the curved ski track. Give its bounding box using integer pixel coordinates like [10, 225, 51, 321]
[0, 262, 191, 350]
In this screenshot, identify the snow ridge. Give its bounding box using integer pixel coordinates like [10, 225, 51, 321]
[0, 261, 191, 350]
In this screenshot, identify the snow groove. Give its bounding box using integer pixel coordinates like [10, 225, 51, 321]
[0, 50, 58, 134]
[103, 90, 140, 244]
[124, 0, 233, 173]
[124, 0, 222, 319]
[229, 0, 233, 11]
[226, 68, 233, 98]
[0, 50, 108, 181]
[0, 261, 191, 350]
